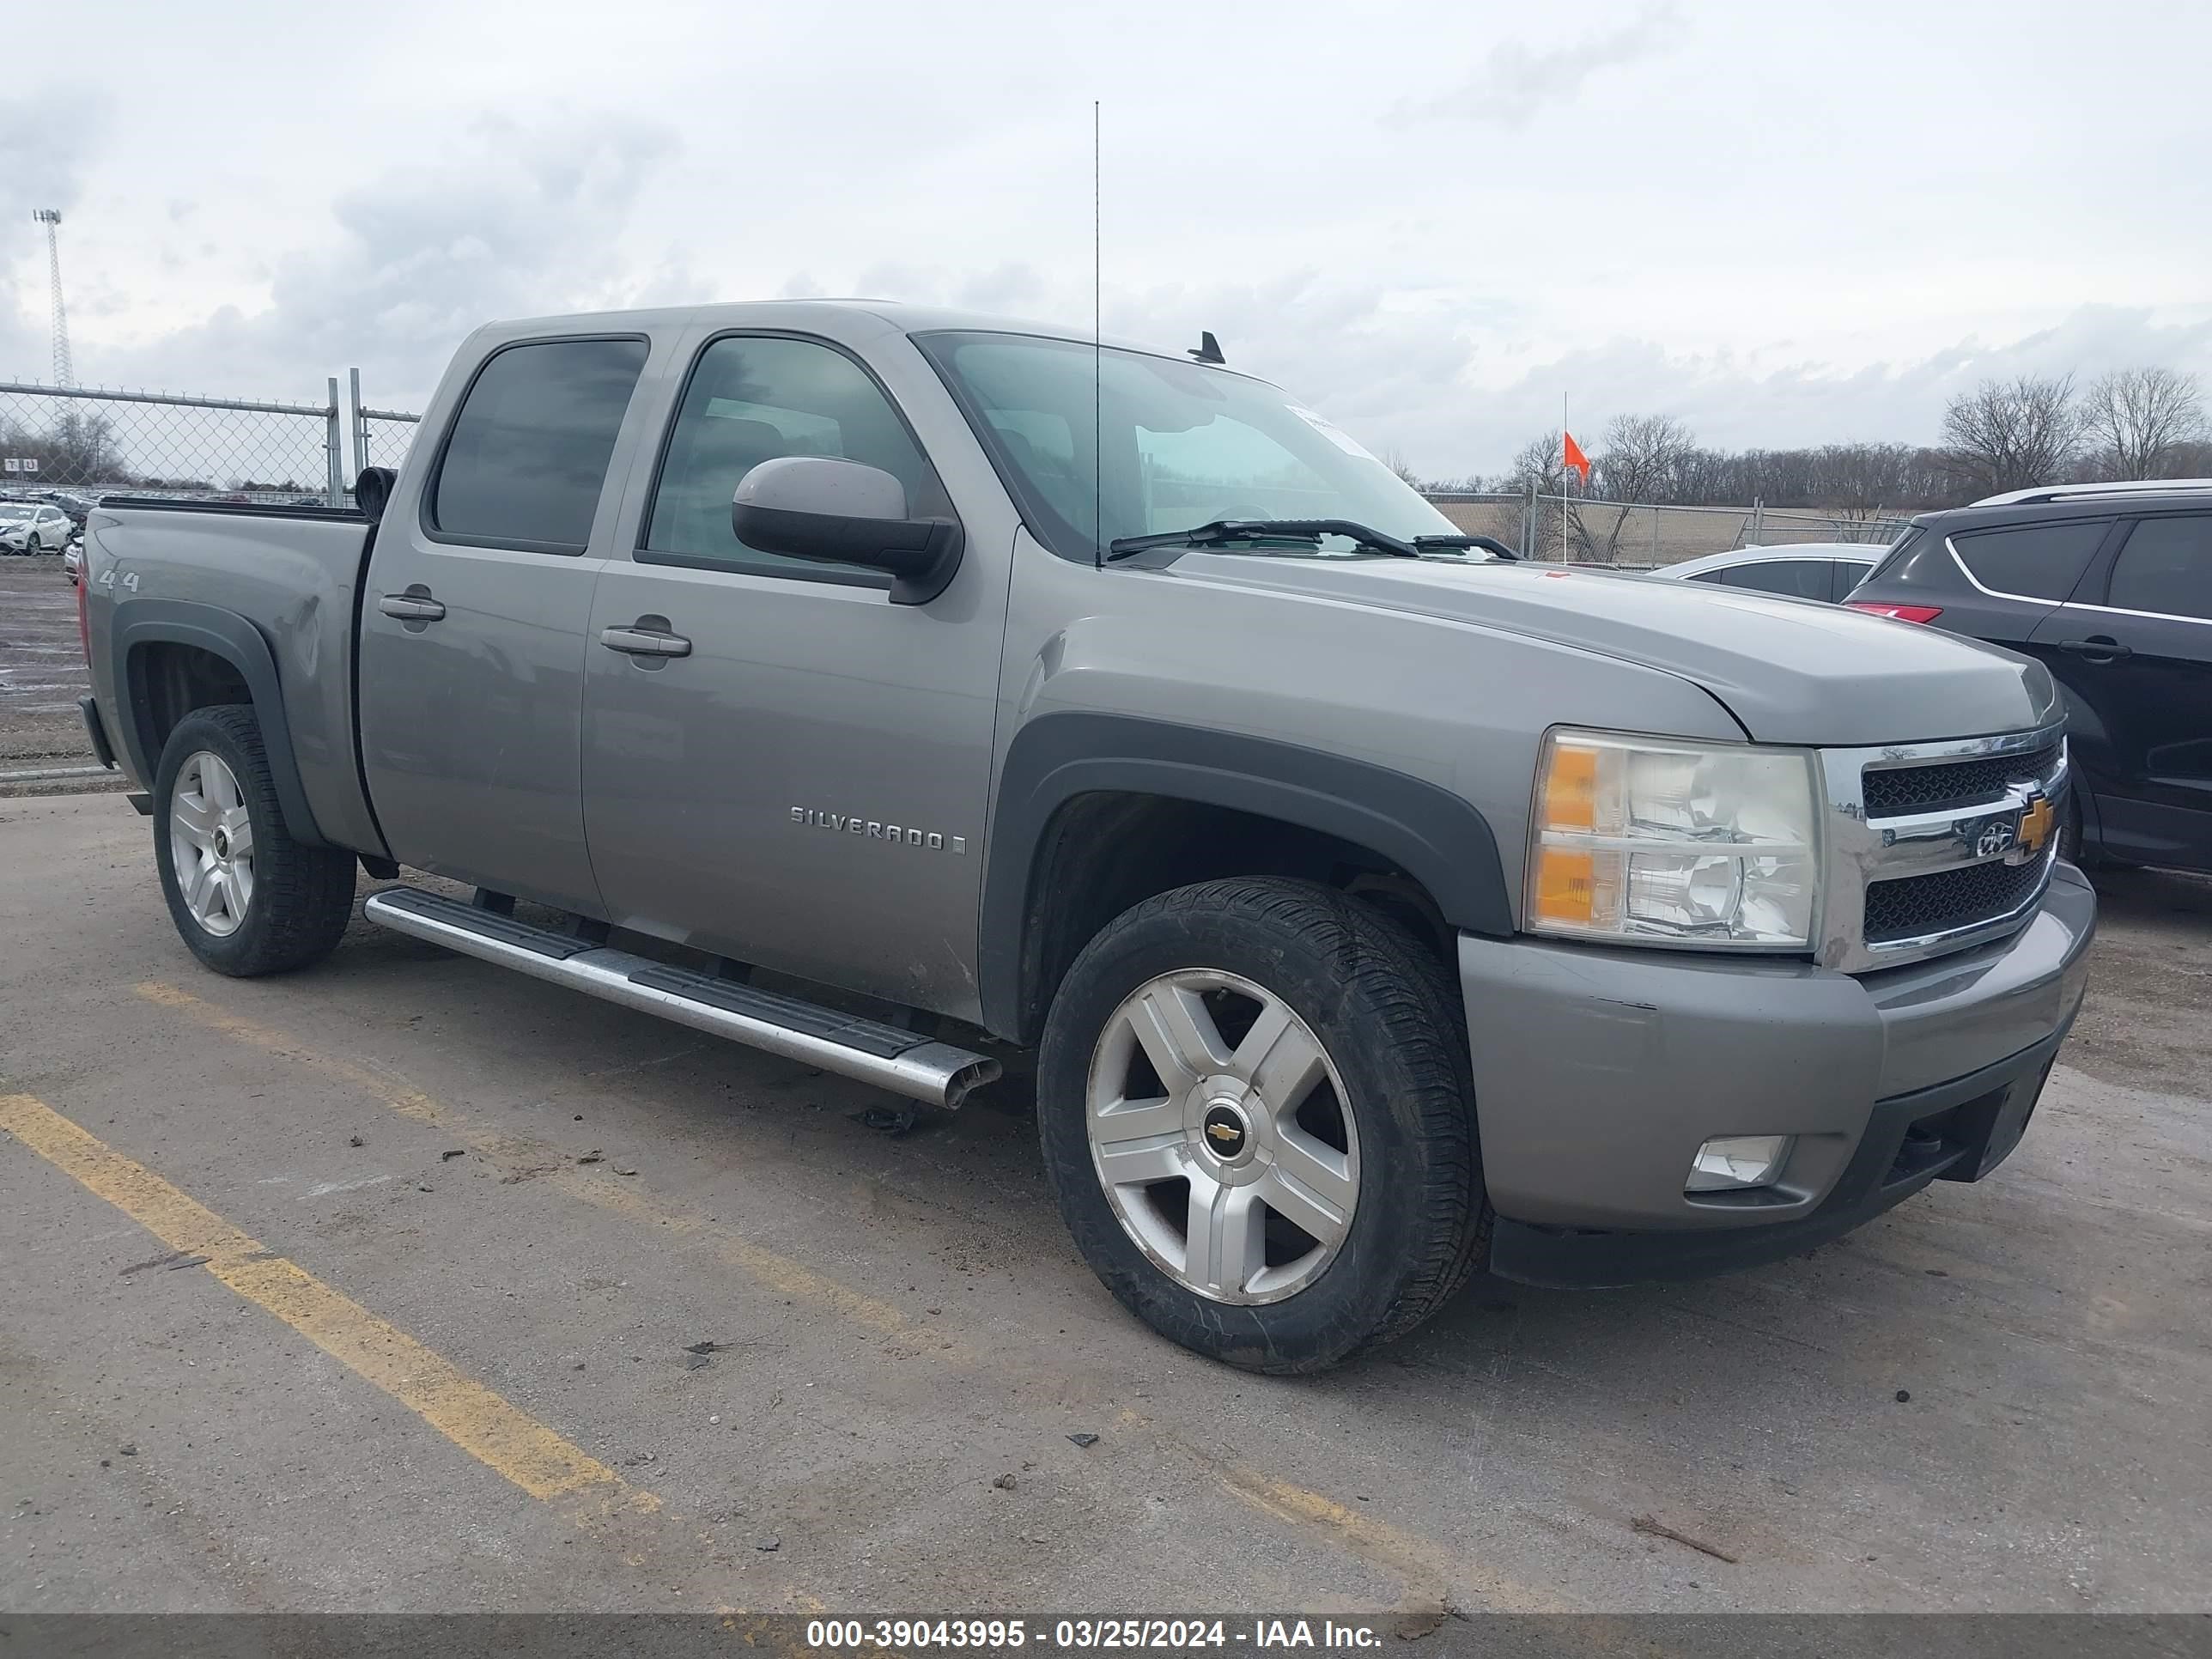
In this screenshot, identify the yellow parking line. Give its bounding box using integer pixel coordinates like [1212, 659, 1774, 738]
[1217, 1463, 1565, 1613]
[131, 979, 1559, 1612]
[133, 980, 923, 1346]
[0, 1091, 651, 1514]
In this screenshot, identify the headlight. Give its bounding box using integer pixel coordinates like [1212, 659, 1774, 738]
[1527, 727, 1820, 950]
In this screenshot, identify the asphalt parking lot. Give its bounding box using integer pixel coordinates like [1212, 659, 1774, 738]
[0, 555, 125, 800]
[2, 790, 2208, 1617]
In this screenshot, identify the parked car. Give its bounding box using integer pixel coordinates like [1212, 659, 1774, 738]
[79, 301, 2093, 1373]
[1845, 483, 2212, 874]
[62, 538, 84, 585]
[0, 501, 76, 553]
[1655, 541, 1886, 600]
[40, 490, 96, 528]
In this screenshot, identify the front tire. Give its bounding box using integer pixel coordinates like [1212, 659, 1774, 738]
[154, 705, 357, 976]
[1037, 878, 1486, 1374]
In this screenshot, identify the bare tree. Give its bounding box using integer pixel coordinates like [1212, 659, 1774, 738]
[1496, 430, 1565, 496]
[2082, 367, 2207, 480]
[1379, 446, 1424, 489]
[1585, 414, 1695, 562]
[1493, 430, 1592, 557]
[1941, 374, 2083, 495]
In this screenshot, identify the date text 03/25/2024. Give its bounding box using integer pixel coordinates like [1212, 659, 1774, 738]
[802, 1618, 1387, 1650]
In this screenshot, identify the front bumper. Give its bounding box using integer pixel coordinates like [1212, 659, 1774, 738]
[1460, 863, 2095, 1288]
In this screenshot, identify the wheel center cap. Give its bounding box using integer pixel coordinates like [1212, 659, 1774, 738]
[211, 829, 230, 859]
[1200, 1098, 1252, 1164]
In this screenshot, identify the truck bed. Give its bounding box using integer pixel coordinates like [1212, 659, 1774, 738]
[85, 496, 386, 858]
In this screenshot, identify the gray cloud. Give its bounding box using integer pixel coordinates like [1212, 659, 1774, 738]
[88, 113, 678, 410]
[1397, 3, 1682, 128]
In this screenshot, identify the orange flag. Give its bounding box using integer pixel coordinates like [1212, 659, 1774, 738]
[1562, 430, 1591, 482]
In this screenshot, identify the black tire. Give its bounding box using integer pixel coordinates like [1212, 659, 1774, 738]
[1036, 878, 1486, 1374]
[27, 533, 42, 554]
[2061, 789, 2136, 872]
[153, 704, 357, 976]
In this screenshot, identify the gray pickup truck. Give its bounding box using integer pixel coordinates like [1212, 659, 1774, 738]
[78, 301, 2094, 1371]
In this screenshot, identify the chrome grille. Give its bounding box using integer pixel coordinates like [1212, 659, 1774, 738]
[1814, 726, 2068, 974]
[1862, 742, 2063, 818]
[1863, 845, 2057, 944]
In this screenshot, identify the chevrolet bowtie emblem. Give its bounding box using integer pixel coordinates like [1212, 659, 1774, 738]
[1206, 1121, 1242, 1144]
[2017, 795, 2055, 857]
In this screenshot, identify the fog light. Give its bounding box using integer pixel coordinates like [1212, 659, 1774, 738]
[1686, 1134, 1794, 1193]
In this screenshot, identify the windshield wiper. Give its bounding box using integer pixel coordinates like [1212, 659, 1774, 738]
[1413, 533, 1519, 561]
[1106, 519, 1423, 562]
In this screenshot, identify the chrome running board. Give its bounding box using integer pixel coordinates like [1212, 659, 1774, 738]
[362, 886, 1000, 1109]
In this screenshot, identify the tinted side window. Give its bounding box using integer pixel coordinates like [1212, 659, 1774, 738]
[2107, 515, 2212, 621]
[643, 336, 948, 581]
[1829, 559, 1875, 601]
[1723, 560, 1833, 599]
[1951, 520, 2107, 602]
[431, 338, 648, 551]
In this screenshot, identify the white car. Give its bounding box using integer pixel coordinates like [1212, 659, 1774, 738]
[0, 501, 76, 554]
[1652, 541, 1887, 602]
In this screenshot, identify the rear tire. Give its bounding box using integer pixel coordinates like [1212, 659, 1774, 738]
[1037, 878, 1486, 1374]
[153, 705, 357, 976]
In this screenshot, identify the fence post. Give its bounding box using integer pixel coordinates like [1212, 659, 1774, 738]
[349, 368, 367, 489]
[1520, 483, 1534, 558]
[324, 377, 343, 506]
[1750, 495, 1765, 544]
[1651, 504, 1660, 565]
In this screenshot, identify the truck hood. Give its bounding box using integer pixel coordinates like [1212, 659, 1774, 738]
[1164, 554, 2059, 746]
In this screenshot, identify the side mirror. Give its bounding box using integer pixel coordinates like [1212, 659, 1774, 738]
[355, 466, 397, 525]
[731, 457, 963, 605]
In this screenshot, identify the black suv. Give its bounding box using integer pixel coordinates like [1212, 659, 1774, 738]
[1845, 484, 2212, 873]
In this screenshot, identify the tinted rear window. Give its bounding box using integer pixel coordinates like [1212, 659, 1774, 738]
[2108, 514, 2212, 621]
[431, 337, 649, 550]
[1951, 520, 2108, 602]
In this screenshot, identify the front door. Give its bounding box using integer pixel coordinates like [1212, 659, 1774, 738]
[356, 334, 651, 909]
[580, 331, 1008, 1018]
[2034, 511, 2212, 867]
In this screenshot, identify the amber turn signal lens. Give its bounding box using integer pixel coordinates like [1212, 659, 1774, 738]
[1533, 847, 1596, 926]
[1542, 743, 1598, 831]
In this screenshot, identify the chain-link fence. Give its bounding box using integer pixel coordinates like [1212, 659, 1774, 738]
[0, 379, 343, 504]
[347, 368, 423, 476]
[1424, 489, 1912, 567]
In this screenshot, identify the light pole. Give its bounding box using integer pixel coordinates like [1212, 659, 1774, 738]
[33, 209, 72, 387]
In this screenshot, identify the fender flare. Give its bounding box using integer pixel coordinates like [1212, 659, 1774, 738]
[112, 598, 327, 848]
[979, 710, 1513, 1039]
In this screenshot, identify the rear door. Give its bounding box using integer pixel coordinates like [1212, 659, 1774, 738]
[357, 334, 653, 909]
[2032, 512, 2212, 867]
[580, 327, 1012, 1018]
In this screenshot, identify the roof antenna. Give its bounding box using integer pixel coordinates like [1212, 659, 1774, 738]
[1092, 99, 1103, 572]
[1188, 331, 1224, 365]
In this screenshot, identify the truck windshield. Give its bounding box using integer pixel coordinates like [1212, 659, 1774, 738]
[914, 331, 1484, 564]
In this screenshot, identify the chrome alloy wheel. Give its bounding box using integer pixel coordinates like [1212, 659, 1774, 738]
[1085, 969, 1360, 1304]
[169, 750, 255, 937]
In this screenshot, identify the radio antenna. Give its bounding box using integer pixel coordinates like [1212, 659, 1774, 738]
[1092, 99, 1103, 572]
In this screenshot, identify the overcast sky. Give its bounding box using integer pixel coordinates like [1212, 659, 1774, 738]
[5, 0, 2209, 479]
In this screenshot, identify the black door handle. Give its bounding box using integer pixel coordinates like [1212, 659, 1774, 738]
[2056, 635, 2131, 662]
[599, 623, 692, 659]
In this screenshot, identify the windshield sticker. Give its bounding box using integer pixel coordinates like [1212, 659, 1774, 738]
[1286, 404, 1382, 463]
